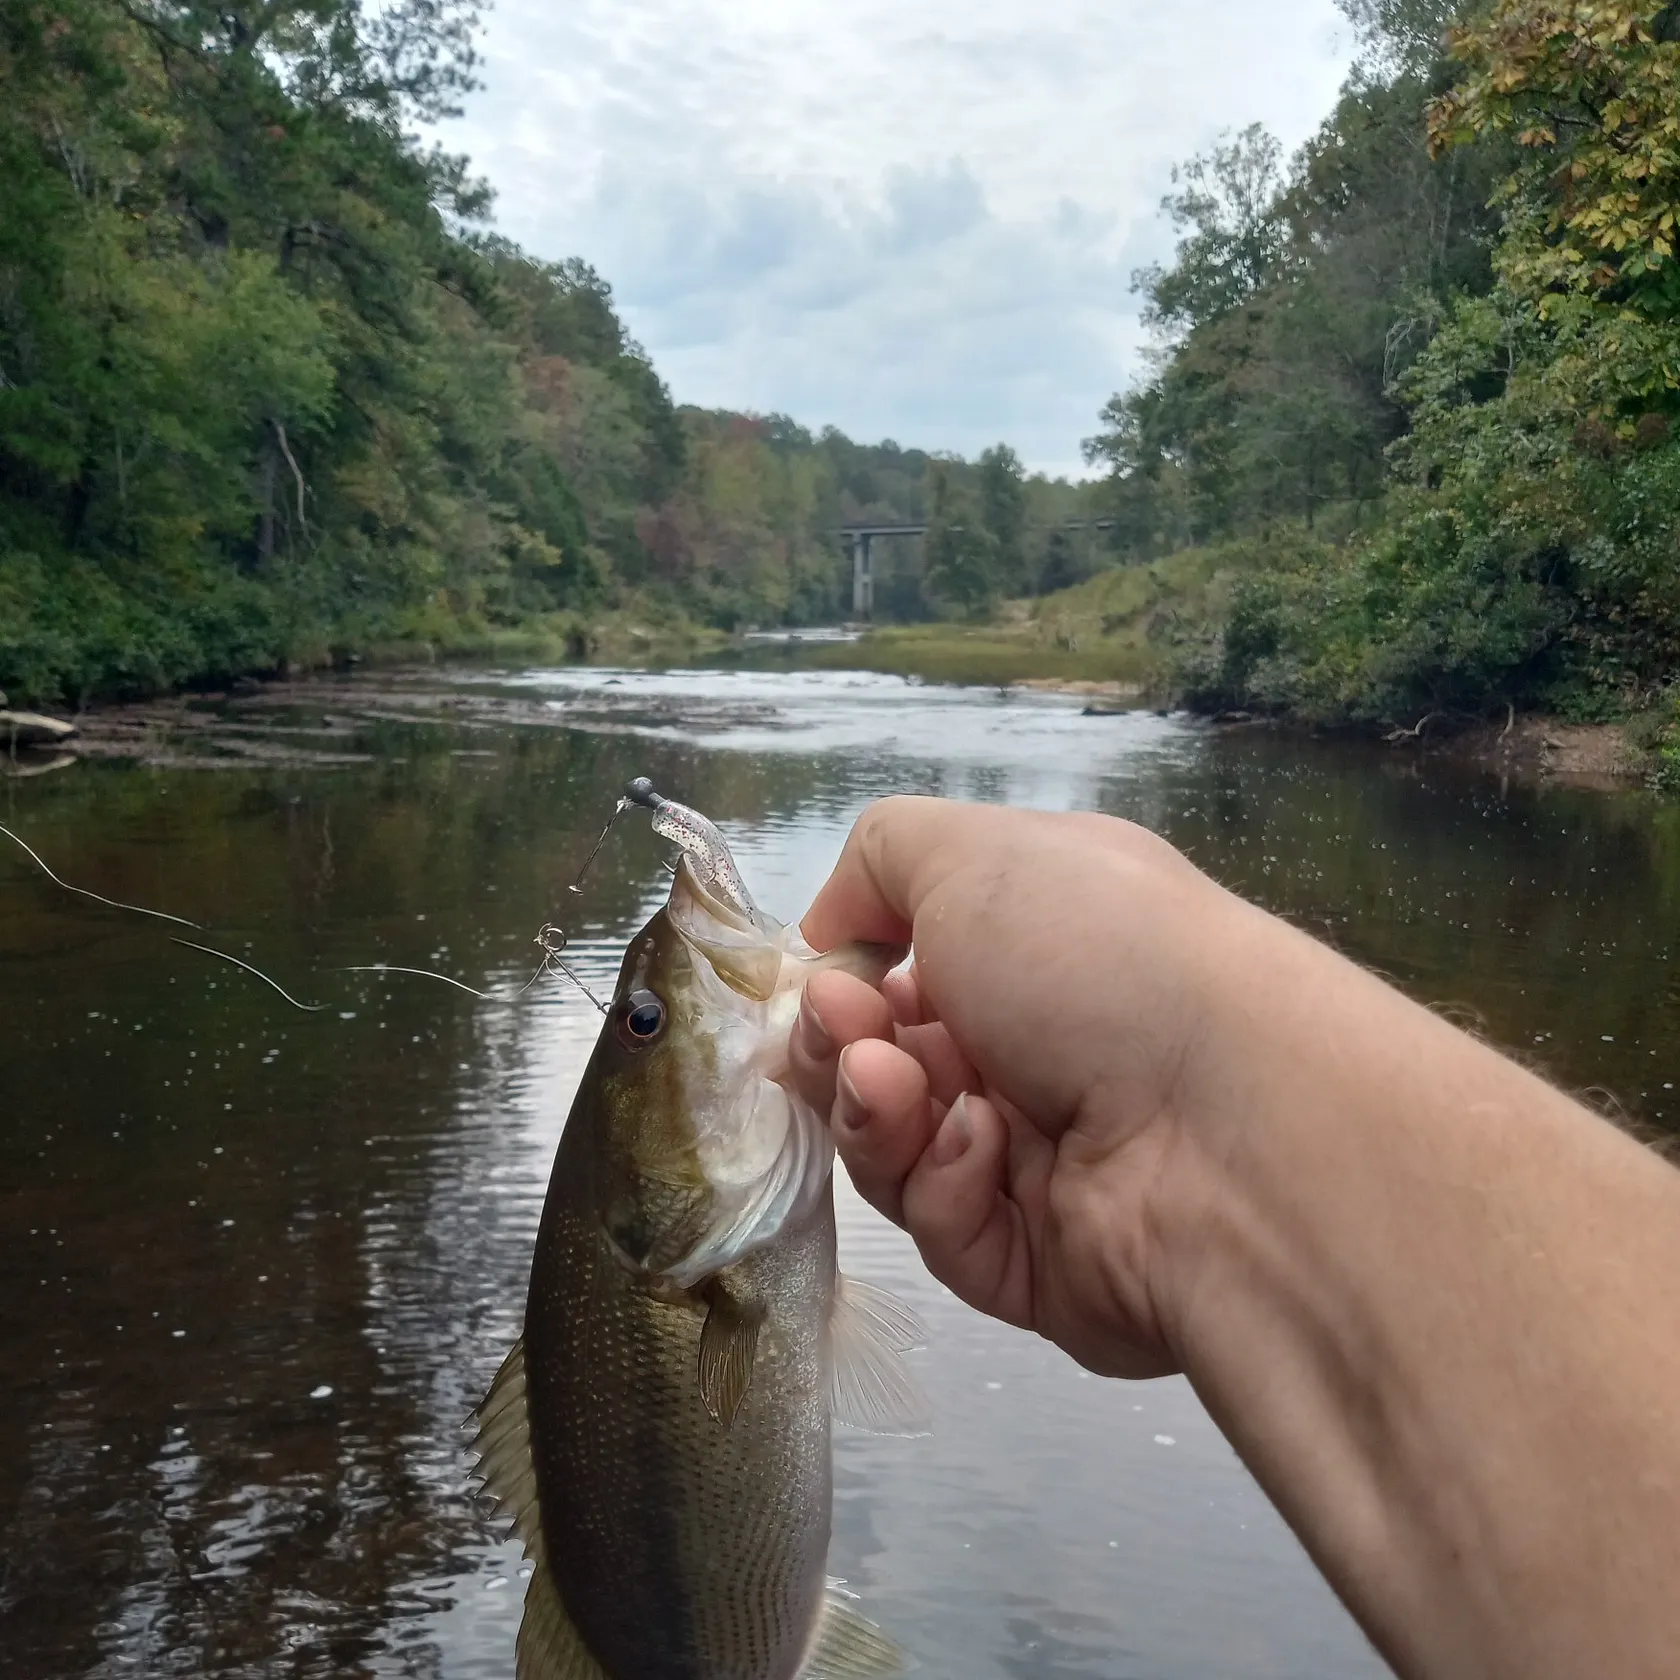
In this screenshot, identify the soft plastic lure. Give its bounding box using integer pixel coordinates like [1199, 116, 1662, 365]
[571, 776, 776, 935]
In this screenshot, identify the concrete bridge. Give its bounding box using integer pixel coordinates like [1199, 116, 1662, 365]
[839, 524, 929, 617]
[839, 520, 1116, 618]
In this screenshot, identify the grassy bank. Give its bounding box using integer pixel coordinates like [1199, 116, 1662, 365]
[808, 623, 1149, 689]
[815, 542, 1257, 693]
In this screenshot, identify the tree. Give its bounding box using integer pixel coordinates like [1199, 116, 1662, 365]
[1038, 529, 1086, 594]
[977, 444, 1028, 593]
[1086, 30, 1509, 547]
[1170, 0, 1680, 724]
[1134, 124, 1289, 338]
[1428, 0, 1680, 320]
[921, 465, 997, 618]
[1337, 0, 1474, 74]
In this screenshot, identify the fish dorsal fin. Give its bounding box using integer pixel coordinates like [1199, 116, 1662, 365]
[698, 1283, 765, 1429]
[801, 1589, 908, 1678]
[470, 1342, 610, 1680]
[517, 1556, 611, 1680]
[471, 1339, 544, 1552]
[828, 1275, 930, 1437]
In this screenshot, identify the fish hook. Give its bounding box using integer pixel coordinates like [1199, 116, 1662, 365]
[568, 776, 666, 896]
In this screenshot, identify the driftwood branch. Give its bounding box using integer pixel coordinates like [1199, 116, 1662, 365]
[1385, 711, 1445, 745]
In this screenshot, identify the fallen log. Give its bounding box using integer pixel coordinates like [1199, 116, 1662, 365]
[1, 711, 79, 749]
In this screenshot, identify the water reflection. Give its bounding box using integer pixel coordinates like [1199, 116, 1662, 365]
[1, 666, 1675, 1678]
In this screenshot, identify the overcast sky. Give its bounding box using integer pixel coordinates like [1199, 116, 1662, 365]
[437, 0, 1356, 477]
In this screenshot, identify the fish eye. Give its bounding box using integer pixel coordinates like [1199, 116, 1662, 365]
[615, 988, 667, 1049]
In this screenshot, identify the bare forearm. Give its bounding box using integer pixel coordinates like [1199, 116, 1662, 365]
[1161, 907, 1680, 1678]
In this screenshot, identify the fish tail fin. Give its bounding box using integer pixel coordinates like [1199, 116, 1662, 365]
[827, 1275, 931, 1436]
[801, 1588, 910, 1677]
[471, 1340, 609, 1680]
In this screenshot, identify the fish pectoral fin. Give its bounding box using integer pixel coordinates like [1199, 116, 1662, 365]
[828, 1275, 930, 1437]
[799, 941, 909, 988]
[801, 1589, 909, 1678]
[470, 1338, 545, 1551]
[518, 1558, 611, 1680]
[698, 1283, 764, 1429]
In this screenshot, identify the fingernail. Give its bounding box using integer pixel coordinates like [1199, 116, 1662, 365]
[797, 991, 835, 1060]
[834, 1064, 869, 1134]
[931, 1093, 973, 1167]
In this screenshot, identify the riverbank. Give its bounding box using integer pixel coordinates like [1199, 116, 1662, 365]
[808, 537, 1677, 790]
[4, 527, 1672, 791]
[1427, 715, 1652, 788]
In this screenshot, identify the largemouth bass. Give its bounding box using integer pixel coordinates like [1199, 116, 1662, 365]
[473, 787, 921, 1680]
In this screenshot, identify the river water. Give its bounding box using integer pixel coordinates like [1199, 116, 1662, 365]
[3, 664, 1677, 1679]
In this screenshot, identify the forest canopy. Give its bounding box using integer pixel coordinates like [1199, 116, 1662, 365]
[0, 0, 1087, 703]
[1085, 0, 1680, 728]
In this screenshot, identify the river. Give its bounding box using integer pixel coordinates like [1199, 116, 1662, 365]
[3, 663, 1676, 1679]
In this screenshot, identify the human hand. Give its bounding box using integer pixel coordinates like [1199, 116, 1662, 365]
[794, 798, 1680, 1680]
[790, 795, 1285, 1379]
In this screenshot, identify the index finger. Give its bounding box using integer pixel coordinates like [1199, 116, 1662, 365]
[799, 796, 967, 952]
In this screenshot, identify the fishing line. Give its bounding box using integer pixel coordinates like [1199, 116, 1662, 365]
[171, 938, 328, 1013]
[341, 964, 491, 999]
[1, 822, 202, 929]
[5, 819, 618, 1022]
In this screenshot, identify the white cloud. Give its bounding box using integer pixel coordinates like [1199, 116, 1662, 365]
[437, 0, 1355, 476]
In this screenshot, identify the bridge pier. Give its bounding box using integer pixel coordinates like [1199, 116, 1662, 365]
[850, 532, 874, 619]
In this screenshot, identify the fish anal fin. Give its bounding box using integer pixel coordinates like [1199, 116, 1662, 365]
[801, 1589, 908, 1678]
[517, 1557, 611, 1680]
[698, 1283, 764, 1429]
[828, 1275, 930, 1437]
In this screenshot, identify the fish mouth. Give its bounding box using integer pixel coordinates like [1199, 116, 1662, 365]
[666, 856, 789, 1002]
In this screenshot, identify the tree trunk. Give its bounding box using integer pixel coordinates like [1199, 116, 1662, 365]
[255, 423, 277, 567]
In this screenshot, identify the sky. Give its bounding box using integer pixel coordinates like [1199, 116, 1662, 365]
[436, 0, 1358, 478]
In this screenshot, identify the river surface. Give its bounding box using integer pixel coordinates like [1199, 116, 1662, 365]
[3, 664, 1677, 1679]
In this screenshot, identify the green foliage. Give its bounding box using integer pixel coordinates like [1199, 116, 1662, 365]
[1, 0, 1095, 702]
[1089, 0, 1680, 741]
[1133, 124, 1289, 337]
[977, 445, 1029, 593]
[921, 464, 1000, 619]
[1648, 690, 1680, 789]
[1086, 77, 1510, 546]
[1428, 1, 1680, 317]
